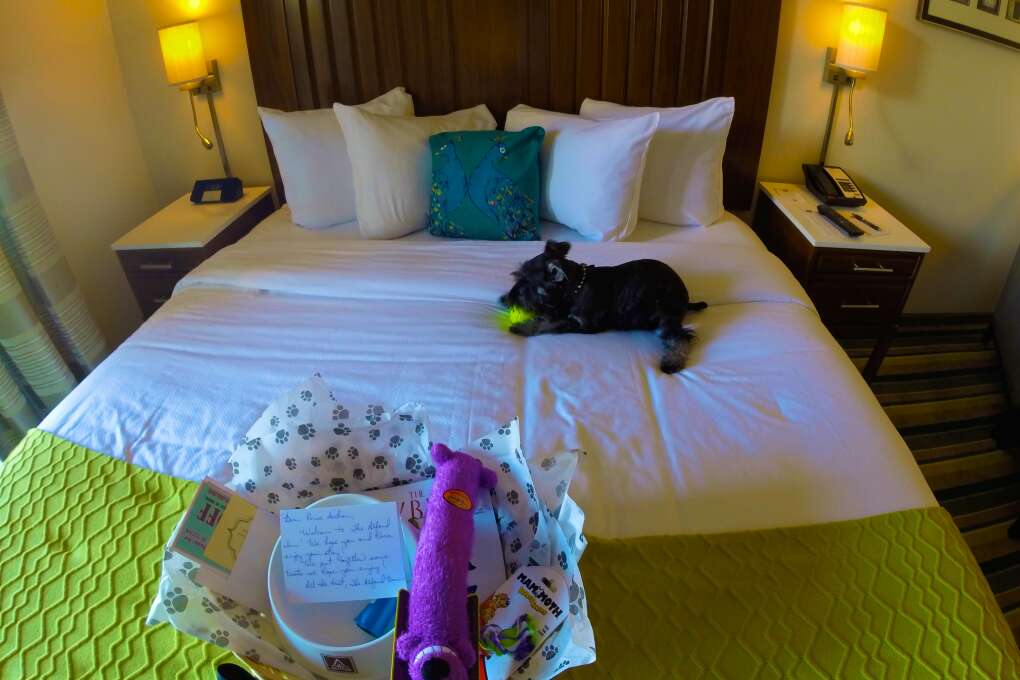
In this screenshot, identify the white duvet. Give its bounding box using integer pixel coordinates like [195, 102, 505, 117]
[43, 217, 934, 538]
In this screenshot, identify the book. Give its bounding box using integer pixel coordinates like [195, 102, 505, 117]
[365, 479, 507, 601]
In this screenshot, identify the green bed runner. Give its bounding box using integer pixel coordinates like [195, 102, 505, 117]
[574, 508, 1020, 679]
[2, 430, 1018, 679]
[0, 429, 234, 678]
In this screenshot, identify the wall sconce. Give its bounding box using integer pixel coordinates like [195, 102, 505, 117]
[819, 3, 887, 164]
[158, 22, 233, 179]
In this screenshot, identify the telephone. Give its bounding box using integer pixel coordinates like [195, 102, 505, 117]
[802, 164, 867, 207]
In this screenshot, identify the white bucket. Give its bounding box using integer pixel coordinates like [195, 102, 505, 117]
[267, 493, 416, 679]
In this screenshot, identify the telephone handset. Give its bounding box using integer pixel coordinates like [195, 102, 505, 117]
[802, 164, 867, 207]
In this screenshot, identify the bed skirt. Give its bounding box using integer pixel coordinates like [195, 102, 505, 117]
[1, 430, 1017, 679]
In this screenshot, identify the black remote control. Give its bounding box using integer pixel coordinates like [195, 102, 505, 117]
[817, 203, 865, 237]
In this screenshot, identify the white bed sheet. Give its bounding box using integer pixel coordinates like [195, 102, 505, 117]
[246, 204, 766, 248]
[41, 218, 934, 539]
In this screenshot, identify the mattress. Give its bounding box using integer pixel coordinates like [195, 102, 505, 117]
[41, 212, 934, 539]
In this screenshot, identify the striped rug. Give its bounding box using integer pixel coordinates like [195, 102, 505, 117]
[842, 314, 1020, 644]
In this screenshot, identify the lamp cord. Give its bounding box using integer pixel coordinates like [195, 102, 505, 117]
[844, 77, 856, 146]
[188, 91, 213, 150]
[187, 87, 232, 177]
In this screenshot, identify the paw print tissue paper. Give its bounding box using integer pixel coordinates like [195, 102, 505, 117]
[149, 375, 594, 680]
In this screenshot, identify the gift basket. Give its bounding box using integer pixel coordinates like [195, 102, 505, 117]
[147, 376, 595, 679]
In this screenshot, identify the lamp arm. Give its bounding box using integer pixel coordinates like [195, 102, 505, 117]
[189, 91, 214, 150]
[819, 79, 841, 165]
[205, 90, 232, 177]
[844, 77, 856, 146]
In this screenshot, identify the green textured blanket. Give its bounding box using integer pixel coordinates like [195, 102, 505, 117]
[2, 430, 1018, 679]
[574, 509, 1020, 679]
[0, 430, 234, 678]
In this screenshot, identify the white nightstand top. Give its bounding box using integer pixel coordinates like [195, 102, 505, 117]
[112, 186, 273, 251]
[760, 182, 930, 254]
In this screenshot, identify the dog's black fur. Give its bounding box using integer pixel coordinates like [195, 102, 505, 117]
[500, 241, 706, 373]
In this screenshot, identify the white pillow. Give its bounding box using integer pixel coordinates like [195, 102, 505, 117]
[334, 104, 497, 239]
[504, 104, 658, 241]
[257, 86, 413, 229]
[580, 97, 734, 227]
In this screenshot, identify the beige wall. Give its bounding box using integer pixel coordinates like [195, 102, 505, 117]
[0, 0, 158, 346]
[760, 0, 1020, 313]
[106, 0, 271, 206]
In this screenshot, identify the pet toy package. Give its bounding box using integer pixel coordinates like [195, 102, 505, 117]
[480, 567, 568, 680]
[147, 375, 594, 680]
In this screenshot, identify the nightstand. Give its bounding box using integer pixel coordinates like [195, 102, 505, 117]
[752, 182, 930, 380]
[112, 187, 274, 318]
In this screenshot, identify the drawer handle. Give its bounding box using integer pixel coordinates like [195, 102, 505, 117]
[840, 303, 881, 309]
[852, 262, 894, 273]
[153, 297, 168, 305]
[139, 263, 173, 271]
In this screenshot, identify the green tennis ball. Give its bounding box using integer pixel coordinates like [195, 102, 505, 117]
[496, 305, 534, 332]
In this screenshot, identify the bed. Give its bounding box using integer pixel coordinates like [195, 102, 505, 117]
[2, 1, 1018, 678]
[41, 209, 934, 539]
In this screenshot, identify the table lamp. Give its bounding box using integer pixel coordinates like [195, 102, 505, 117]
[819, 3, 887, 164]
[158, 22, 242, 202]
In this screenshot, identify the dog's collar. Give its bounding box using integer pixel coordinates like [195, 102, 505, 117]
[571, 264, 589, 296]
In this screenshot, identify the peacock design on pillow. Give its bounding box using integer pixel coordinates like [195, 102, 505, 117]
[468, 139, 537, 240]
[429, 134, 538, 240]
[429, 140, 469, 236]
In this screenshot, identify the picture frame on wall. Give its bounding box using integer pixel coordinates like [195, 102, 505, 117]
[1008, 0, 1020, 23]
[919, 0, 1020, 49]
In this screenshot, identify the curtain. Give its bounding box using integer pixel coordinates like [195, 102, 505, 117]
[0, 88, 107, 457]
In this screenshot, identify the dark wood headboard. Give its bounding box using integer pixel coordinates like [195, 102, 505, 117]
[241, 0, 781, 212]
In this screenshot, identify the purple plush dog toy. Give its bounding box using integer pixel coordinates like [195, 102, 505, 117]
[396, 443, 498, 680]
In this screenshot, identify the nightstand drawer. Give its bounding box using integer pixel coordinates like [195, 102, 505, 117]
[117, 249, 206, 276]
[129, 276, 181, 317]
[815, 251, 921, 278]
[811, 281, 908, 326]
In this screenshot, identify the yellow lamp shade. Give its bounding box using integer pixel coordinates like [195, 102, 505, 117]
[836, 4, 887, 73]
[158, 22, 208, 86]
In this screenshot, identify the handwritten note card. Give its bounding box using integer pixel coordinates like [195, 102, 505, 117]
[280, 502, 408, 604]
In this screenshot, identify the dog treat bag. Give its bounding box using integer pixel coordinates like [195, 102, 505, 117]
[480, 567, 568, 680]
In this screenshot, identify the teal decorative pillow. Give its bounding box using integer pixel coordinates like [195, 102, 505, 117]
[427, 127, 544, 240]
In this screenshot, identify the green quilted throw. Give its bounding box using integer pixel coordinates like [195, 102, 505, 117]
[0, 429, 233, 678]
[2, 428, 1018, 679]
[572, 507, 1020, 679]
[427, 127, 544, 241]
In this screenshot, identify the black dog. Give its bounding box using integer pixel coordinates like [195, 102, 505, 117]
[500, 241, 706, 373]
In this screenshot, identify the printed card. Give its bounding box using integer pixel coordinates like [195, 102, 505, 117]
[172, 478, 255, 573]
[170, 478, 280, 613]
[280, 502, 408, 603]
